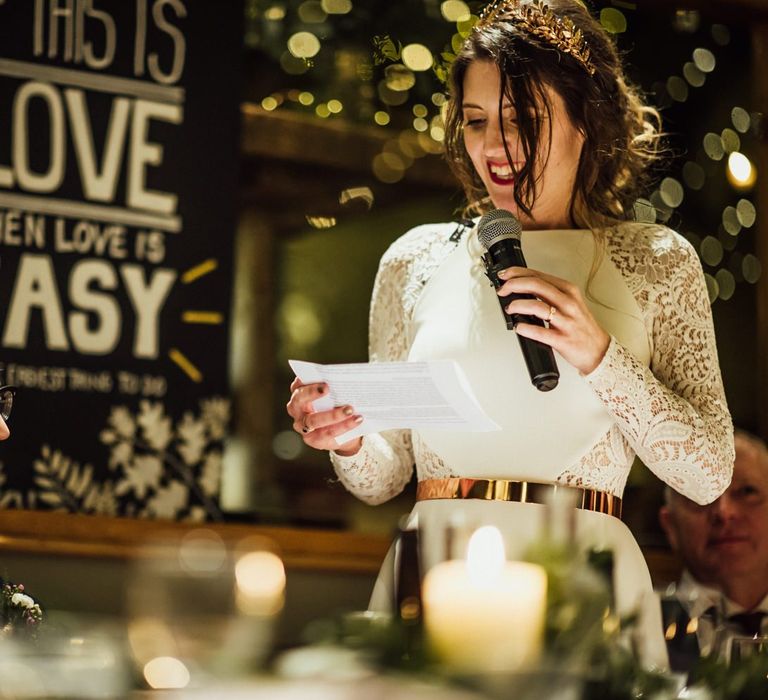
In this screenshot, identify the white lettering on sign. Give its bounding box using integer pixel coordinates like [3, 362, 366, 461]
[2, 253, 177, 359]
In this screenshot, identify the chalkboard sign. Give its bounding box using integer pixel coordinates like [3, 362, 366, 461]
[0, 0, 242, 521]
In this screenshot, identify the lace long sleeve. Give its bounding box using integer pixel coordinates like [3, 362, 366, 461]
[585, 226, 734, 505]
[328, 236, 419, 505]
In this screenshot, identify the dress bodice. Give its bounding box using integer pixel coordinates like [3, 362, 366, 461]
[407, 228, 651, 481]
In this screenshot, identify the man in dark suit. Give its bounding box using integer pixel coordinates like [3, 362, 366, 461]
[659, 430, 768, 666]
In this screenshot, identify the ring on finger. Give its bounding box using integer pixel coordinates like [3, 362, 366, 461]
[301, 414, 313, 434]
[547, 305, 557, 323]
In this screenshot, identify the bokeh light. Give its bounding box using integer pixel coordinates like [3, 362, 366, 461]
[682, 62, 705, 87]
[666, 76, 688, 102]
[288, 32, 321, 59]
[264, 5, 287, 21]
[727, 152, 757, 190]
[715, 269, 736, 301]
[720, 128, 740, 153]
[692, 47, 716, 73]
[441, 0, 470, 22]
[402, 44, 434, 72]
[261, 96, 279, 111]
[280, 51, 310, 75]
[743, 254, 762, 284]
[682, 161, 705, 190]
[702, 133, 724, 161]
[660, 177, 684, 208]
[321, 0, 352, 13]
[721, 206, 741, 236]
[736, 199, 756, 227]
[600, 8, 627, 33]
[372, 152, 406, 183]
[731, 106, 751, 133]
[700, 236, 724, 267]
[384, 64, 416, 92]
[298, 1, 326, 23]
[144, 657, 191, 690]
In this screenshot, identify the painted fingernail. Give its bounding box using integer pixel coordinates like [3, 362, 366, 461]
[353, 415, 363, 424]
[317, 385, 326, 394]
[343, 406, 354, 416]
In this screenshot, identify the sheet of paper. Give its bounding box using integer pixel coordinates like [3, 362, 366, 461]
[289, 359, 501, 442]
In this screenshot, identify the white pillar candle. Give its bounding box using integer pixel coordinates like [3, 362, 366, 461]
[422, 526, 547, 673]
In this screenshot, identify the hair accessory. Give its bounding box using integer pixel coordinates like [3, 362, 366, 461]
[477, 0, 596, 76]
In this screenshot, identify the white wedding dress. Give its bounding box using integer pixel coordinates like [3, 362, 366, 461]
[330, 220, 734, 668]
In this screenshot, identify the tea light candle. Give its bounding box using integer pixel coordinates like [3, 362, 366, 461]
[422, 526, 547, 673]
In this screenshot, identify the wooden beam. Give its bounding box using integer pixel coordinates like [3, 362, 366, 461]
[240, 106, 454, 187]
[0, 510, 391, 574]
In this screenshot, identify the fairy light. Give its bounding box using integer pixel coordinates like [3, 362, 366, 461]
[720, 128, 740, 153]
[692, 47, 716, 72]
[321, 0, 352, 14]
[600, 7, 627, 34]
[288, 32, 321, 59]
[736, 199, 756, 227]
[261, 96, 279, 111]
[441, 0, 470, 22]
[727, 152, 756, 190]
[402, 44, 434, 72]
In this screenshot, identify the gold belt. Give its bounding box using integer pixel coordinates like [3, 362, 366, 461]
[415, 477, 622, 519]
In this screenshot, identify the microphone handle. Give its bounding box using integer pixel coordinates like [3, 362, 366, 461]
[482, 243, 560, 392]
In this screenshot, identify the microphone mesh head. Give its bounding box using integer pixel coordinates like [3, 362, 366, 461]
[477, 209, 522, 250]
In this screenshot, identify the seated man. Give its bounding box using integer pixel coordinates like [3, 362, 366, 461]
[659, 430, 768, 665]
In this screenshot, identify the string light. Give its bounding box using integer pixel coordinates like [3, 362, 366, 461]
[727, 152, 756, 190]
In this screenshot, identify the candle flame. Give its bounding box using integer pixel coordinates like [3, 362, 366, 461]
[466, 526, 505, 586]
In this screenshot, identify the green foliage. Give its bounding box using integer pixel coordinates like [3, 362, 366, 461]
[692, 654, 768, 700]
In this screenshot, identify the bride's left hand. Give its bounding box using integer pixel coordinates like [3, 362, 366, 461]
[496, 266, 611, 375]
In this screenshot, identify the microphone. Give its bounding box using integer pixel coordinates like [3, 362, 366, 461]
[477, 209, 560, 392]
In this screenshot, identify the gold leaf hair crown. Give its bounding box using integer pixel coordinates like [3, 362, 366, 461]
[477, 0, 596, 76]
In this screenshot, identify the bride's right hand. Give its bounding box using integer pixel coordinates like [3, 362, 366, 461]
[286, 376, 363, 456]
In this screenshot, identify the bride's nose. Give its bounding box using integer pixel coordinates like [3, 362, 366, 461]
[484, 119, 517, 160]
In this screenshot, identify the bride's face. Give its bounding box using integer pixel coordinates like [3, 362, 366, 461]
[461, 60, 585, 229]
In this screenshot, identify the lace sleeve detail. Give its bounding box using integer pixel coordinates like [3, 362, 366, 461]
[329, 224, 460, 504]
[585, 225, 734, 505]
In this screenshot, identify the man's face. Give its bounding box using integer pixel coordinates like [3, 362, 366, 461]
[660, 439, 768, 587]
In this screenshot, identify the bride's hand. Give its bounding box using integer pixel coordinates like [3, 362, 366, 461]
[286, 376, 363, 455]
[496, 266, 611, 375]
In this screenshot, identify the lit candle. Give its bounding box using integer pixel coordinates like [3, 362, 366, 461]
[422, 526, 547, 673]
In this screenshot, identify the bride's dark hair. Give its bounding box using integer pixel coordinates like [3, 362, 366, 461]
[444, 0, 663, 229]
